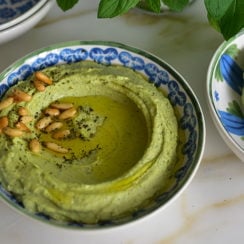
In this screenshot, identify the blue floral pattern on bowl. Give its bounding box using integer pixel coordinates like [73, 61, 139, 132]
[207, 30, 244, 160]
[0, 0, 41, 25]
[0, 41, 205, 229]
[217, 54, 244, 135]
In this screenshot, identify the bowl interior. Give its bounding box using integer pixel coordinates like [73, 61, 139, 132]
[207, 31, 244, 160]
[0, 41, 205, 229]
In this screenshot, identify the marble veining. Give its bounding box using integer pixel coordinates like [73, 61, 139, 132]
[36, 8, 96, 28]
[159, 193, 244, 243]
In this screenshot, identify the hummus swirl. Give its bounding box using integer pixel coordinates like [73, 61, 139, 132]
[0, 61, 178, 224]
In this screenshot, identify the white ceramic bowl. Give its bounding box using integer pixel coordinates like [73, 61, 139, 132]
[0, 0, 53, 45]
[0, 41, 205, 229]
[207, 29, 244, 161]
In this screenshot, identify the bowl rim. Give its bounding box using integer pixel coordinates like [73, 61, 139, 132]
[206, 30, 244, 161]
[0, 40, 206, 230]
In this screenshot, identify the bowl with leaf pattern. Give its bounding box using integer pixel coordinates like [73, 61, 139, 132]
[0, 41, 205, 229]
[207, 30, 244, 161]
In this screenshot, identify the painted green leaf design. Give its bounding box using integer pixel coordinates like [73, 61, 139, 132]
[226, 100, 244, 118]
[225, 44, 239, 57]
[215, 61, 223, 81]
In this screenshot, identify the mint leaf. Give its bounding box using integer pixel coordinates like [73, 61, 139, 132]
[98, 0, 140, 18]
[56, 0, 79, 11]
[220, 1, 244, 39]
[204, 0, 233, 20]
[205, 0, 244, 40]
[162, 0, 190, 12]
[145, 0, 161, 13]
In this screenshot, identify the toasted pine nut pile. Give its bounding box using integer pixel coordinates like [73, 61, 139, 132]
[0, 71, 77, 154]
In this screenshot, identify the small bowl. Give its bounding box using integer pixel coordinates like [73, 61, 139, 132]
[0, 0, 53, 44]
[0, 41, 205, 229]
[207, 29, 244, 161]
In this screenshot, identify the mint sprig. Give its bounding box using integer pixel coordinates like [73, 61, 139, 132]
[56, 0, 78, 11]
[162, 0, 191, 12]
[56, 0, 244, 40]
[204, 0, 244, 40]
[97, 0, 140, 18]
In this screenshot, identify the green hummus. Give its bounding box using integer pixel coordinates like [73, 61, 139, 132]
[0, 61, 178, 224]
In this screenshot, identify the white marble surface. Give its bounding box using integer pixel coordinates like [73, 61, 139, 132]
[1, 0, 244, 243]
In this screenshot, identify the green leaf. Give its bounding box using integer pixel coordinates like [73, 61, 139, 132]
[204, 0, 244, 40]
[162, 0, 190, 12]
[98, 0, 140, 18]
[204, 0, 233, 20]
[56, 0, 79, 11]
[145, 0, 161, 13]
[219, 1, 244, 40]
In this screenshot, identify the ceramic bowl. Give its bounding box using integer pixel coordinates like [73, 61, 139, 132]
[207, 30, 244, 161]
[0, 41, 205, 229]
[0, 0, 53, 44]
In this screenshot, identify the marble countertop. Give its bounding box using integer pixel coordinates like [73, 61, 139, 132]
[1, 0, 244, 243]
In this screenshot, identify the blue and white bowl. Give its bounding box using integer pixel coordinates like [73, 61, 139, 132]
[0, 0, 42, 26]
[0, 0, 53, 44]
[0, 41, 205, 229]
[207, 30, 244, 161]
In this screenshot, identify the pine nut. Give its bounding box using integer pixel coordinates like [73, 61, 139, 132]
[35, 116, 52, 130]
[44, 142, 68, 154]
[12, 89, 32, 102]
[44, 108, 60, 117]
[35, 71, 52, 85]
[29, 139, 41, 153]
[0, 97, 14, 110]
[3, 127, 23, 137]
[16, 122, 30, 132]
[45, 122, 63, 132]
[19, 115, 33, 124]
[0, 116, 8, 130]
[59, 107, 77, 120]
[52, 129, 70, 139]
[34, 79, 46, 92]
[18, 107, 29, 116]
[51, 103, 74, 110]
